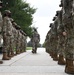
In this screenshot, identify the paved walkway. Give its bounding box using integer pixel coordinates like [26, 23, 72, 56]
[0, 48, 68, 75]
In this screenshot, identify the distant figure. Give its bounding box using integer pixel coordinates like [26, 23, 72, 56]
[31, 28, 40, 53]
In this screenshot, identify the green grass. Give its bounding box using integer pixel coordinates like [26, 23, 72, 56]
[26, 47, 32, 50]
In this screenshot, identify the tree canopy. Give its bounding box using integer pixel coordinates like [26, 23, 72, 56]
[1, 0, 36, 37]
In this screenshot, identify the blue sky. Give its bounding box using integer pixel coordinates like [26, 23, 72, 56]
[24, 0, 61, 44]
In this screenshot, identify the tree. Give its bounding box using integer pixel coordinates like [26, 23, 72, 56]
[1, 0, 36, 37]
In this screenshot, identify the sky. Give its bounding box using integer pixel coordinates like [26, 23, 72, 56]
[24, 0, 61, 44]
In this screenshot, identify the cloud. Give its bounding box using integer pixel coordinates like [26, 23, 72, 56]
[26, 0, 61, 17]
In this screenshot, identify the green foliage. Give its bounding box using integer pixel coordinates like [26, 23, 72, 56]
[1, 0, 36, 37]
[26, 47, 32, 50]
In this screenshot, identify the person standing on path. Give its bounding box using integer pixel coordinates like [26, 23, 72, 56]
[31, 28, 40, 53]
[2, 10, 12, 60]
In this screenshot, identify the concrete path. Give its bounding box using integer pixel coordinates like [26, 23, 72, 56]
[0, 48, 69, 75]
